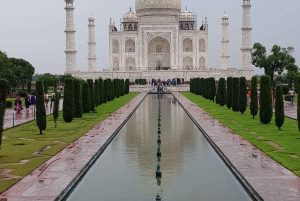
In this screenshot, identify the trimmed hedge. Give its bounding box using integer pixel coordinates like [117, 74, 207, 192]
[87, 79, 95, 111]
[82, 81, 90, 113]
[250, 76, 258, 119]
[73, 79, 83, 118]
[53, 92, 59, 128]
[275, 85, 284, 130]
[36, 80, 47, 133]
[0, 79, 8, 147]
[125, 79, 130, 94]
[232, 77, 240, 112]
[94, 79, 99, 106]
[63, 78, 74, 122]
[297, 75, 300, 131]
[260, 75, 272, 124]
[226, 77, 233, 109]
[98, 78, 103, 105]
[239, 77, 247, 114]
[218, 78, 226, 106]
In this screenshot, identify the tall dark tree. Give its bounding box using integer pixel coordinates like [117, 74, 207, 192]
[82, 81, 90, 113]
[73, 79, 83, 118]
[27, 81, 31, 94]
[200, 78, 205, 97]
[297, 75, 300, 131]
[239, 77, 247, 114]
[36, 81, 46, 134]
[0, 79, 8, 148]
[103, 79, 108, 103]
[250, 76, 258, 119]
[125, 79, 130, 94]
[275, 85, 284, 130]
[232, 77, 240, 112]
[87, 79, 95, 111]
[94, 79, 99, 106]
[218, 78, 226, 106]
[226, 77, 233, 109]
[53, 92, 59, 128]
[260, 75, 272, 124]
[210, 77, 216, 101]
[98, 78, 103, 105]
[63, 78, 74, 122]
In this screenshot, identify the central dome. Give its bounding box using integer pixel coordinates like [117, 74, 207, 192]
[135, 0, 182, 16]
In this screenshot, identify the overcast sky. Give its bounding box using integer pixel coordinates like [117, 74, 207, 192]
[0, 0, 299, 75]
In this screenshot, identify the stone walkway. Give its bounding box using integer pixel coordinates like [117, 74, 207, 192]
[173, 92, 300, 201]
[0, 93, 147, 201]
[282, 101, 297, 120]
[3, 100, 63, 130]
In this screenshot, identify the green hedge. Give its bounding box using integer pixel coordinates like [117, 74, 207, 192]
[239, 77, 247, 114]
[63, 78, 74, 122]
[275, 85, 284, 130]
[226, 77, 233, 109]
[260, 75, 272, 124]
[73, 79, 83, 118]
[36, 80, 47, 133]
[250, 76, 258, 119]
[87, 79, 95, 111]
[82, 81, 90, 113]
[232, 77, 240, 112]
[0, 79, 8, 147]
[218, 78, 226, 106]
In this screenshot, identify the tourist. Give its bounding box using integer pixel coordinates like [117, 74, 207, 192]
[44, 93, 49, 108]
[15, 96, 23, 114]
[30, 93, 36, 106]
[289, 88, 294, 106]
[50, 93, 55, 108]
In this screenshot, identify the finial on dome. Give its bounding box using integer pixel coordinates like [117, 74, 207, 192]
[129, 7, 131, 11]
[185, 6, 187, 11]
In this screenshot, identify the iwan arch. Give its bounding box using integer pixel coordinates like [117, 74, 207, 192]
[64, 0, 254, 81]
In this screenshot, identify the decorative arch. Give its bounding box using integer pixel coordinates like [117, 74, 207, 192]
[113, 57, 119, 70]
[183, 56, 193, 70]
[199, 38, 205, 52]
[125, 39, 135, 53]
[147, 36, 170, 70]
[183, 38, 193, 52]
[199, 56, 205, 68]
[126, 57, 136, 70]
[112, 40, 119, 53]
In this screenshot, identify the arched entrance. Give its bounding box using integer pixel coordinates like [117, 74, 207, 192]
[148, 36, 170, 70]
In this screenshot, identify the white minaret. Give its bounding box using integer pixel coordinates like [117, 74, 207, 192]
[64, 0, 77, 72]
[88, 14, 97, 72]
[241, 0, 252, 69]
[221, 13, 230, 70]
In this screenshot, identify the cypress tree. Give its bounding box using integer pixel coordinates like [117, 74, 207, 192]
[53, 92, 59, 128]
[63, 78, 74, 122]
[275, 85, 284, 130]
[82, 81, 90, 113]
[94, 79, 99, 106]
[260, 75, 272, 124]
[190, 79, 193, 93]
[210, 77, 216, 101]
[226, 77, 233, 109]
[250, 76, 258, 119]
[239, 77, 247, 114]
[103, 79, 108, 103]
[36, 80, 47, 133]
[232, 77, 240, 112]
[219, 78, 226, 106]
[87, 79, 95, 111]
[98, 78, 103, 105]
[216, 85, 219, 104]
[73, 79, 83, 118]
[27, 81, 31, 94]
[121, 79, 125, 96]
[297, 75, 300, 131]
[114, 79, 119, 98]
[200, 78, 205, 97]
[125, 79, 130, 94]
[0, 79, 8, 148]
[111, 79, 115, 100]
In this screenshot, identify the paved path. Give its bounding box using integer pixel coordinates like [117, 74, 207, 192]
[173, 92, 300, 201]
[282, 101, 297, 120]
[3, 100, 63, 130]
[0, 93, 147, 201]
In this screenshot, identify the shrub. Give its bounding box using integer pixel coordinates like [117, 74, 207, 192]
[94, 79, 99, 106]
[200, 78, 205, 97]
[5, 101, 12, 108]
[260, 75, 272, 124]
[250, 76, 258, 119]
[98, 78, 103, 105]
[87, 79, 95, 111]
[125, 79, 130, 94]
[210, 77, 216, 102]
[0, 79, 8, 147]
[275, 85, 284, 130]
[226, 77, 233, 109]
[297, 75, 300, 131]
[218, 78, 226, 106]
[121, 79, 125, 96]
[53, 92, 59, 128]
[82, 81, 90, 113]
[36, 80, 47, 134]
[103, 79, 108, 103]
[232, 77, 240, 112]
[63, 78, 74, 122]
[73, 79, 83, 118]
[239, 77, 247, 114]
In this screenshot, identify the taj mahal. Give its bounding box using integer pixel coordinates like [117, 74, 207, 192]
[64, 0, 254, 81]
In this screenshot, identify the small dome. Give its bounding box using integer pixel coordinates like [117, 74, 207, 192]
[123, 10, 137, 22]
[222, 13, 228, 19]
[180, 8, 194, 21]
[135, 0, 181, 16]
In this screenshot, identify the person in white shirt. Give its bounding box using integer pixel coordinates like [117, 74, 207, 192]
[289, 88, 294, 105]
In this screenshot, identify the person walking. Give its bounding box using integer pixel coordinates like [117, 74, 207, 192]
[15, 96, 23, 114]
[289, 88, 295, 106]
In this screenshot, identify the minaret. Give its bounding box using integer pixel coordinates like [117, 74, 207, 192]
[241, 0, 252, 69]
[88, 14, 97, 72]
[64, 0, 77, 72]
[221, 13, 230, 70]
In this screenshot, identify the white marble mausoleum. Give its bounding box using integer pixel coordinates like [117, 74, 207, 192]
[64, 0, 254, 81]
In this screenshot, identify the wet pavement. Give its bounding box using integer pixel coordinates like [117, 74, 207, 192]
[0, 93, 147, 201]
[173, 92, 300, 201]
[282, 101, 297, 120]
[3, 100, 63, 130]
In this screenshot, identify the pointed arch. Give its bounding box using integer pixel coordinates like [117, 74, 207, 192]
[199, 38, 205, 52]
[183, 56, 193, 70]
[113, 57, 119, 70]
[199, 56, 205, 69]
[112, 40, 119, 53]
[125, 39, 135, 53]
[126, 57, 136, 70]
[183, 38, 193, 52]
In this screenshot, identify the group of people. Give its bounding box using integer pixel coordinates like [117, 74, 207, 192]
[148, 78, 185, 87]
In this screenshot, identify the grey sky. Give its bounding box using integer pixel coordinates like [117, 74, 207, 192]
[0, 0, 299, 75]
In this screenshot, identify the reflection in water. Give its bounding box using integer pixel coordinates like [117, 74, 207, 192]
[67, 95, 252, 201]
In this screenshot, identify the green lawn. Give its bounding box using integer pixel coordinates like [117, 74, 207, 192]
[181, 92, 300, 177]
[0, 93, 138, 193]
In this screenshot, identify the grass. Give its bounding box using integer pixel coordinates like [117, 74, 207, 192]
[0, 93, 139, 193]
[181, 92, 300, 177]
